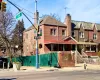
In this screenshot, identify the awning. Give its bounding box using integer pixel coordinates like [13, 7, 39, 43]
[77, 42, 97, 45]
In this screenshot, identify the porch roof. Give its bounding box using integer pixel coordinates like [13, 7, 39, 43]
[77, 42, 97, 45]
[44, 36, 98, 45]
[44, 40, 58, 44]
[44, 36, 77, 44]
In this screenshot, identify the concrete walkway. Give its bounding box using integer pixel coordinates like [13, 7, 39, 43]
[0, 63, 100, 72]
[19, 63, 100, 72]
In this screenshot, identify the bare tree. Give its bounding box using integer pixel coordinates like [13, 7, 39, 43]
[0, 11, 16, 61]
[41, 13, 61, 21]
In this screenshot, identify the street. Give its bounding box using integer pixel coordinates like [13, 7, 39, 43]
[0, 70, 100, 80]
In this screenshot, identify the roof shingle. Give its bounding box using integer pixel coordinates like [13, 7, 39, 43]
[39, 16, 66, 27]
[72, 20, 100, 30]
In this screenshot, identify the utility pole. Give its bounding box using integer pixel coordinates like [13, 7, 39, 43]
[64, 7, 67, 15]
[35, 0, 39, 69]
[6, 0, 39, 68]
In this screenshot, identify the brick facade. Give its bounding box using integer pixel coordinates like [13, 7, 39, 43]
[23, 14, 100, 56]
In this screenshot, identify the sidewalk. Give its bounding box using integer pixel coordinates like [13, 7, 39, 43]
[59, 64, 100, 72]
[0, 63, 100, 72]
[19, 63, 100, 72]
[20, 66, 59, 72]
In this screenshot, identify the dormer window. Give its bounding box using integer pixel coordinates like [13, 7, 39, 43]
[93, 33, 97, 39]
[79, 32, 84, 38]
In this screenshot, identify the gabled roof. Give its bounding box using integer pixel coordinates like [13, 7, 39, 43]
[72, 20, 100, 31]
[72, 20, 93, 30]
[39, 16, 66, 27]
[25, 16, 67, 32]
[96, 24, 100, 31]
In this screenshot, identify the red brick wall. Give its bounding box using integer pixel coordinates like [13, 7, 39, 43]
[43, 25, 67, 53]
[58, 51, 75, 67]
[23, 29, 35, 56]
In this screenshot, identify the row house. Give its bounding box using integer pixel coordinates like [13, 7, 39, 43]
[23, 13, 100, 57]
[72, 21, 100, 56]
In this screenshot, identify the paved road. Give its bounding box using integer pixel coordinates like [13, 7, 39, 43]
[0, 70, 100, 80]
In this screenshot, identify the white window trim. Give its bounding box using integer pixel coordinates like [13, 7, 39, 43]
[93, 33, 97, 40]
[79, 32, 84, 38]
[50, 28, 56, 36]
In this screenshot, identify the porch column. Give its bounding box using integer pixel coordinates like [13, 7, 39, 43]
[96, 45, 98, 52]
[90, 45, 91, 51]
[51, 44, 53, 51]
[63, 44, 65, 51]
[75, 44, 78, 64]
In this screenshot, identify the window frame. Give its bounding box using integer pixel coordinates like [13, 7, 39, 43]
[93, 33, 97, 40]
[50, 28, 56, 36]
[79, 32, 84, 38]
[62, 29, 66, 36]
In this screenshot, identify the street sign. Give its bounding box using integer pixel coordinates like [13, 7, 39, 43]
[16, 12, 22, 20]
[34, 36, 41, 39]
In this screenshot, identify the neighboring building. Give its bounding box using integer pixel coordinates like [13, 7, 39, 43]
[72, 20, 100, 56]
[23, 14, 100, 57]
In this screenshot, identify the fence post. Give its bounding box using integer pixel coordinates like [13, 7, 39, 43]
[7, 62, 9, 70]
[3, 62, 5, 70]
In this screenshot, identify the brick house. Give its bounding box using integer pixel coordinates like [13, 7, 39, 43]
[23, 14, 100, 57]
[72, 20, 100, 56]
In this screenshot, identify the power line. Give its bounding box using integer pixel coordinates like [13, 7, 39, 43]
[6, 0, 37, 31]
[7, 0, 34, 15]
[23, 11, 34, 19]
[15, 4, 34, 15]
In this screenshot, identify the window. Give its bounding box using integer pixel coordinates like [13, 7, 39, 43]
[50, 28, 56, 36]
[62, 30, 66, 36]
[72, 31, 75, 37]
[93, 33, 97, 39]
[79, 32, 84, 38]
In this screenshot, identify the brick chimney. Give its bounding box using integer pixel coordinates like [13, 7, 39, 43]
[34, 11, 39, 25]
[64, 14, 71, 36]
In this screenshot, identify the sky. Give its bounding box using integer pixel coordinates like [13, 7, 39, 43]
[4, 0, 100, 29]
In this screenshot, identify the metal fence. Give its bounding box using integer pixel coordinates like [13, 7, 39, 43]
[11, 52, 58, 67]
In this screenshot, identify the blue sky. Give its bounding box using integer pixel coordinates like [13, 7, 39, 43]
[4, 0, 100, 29]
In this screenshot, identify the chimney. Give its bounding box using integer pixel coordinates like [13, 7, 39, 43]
[34, 11, 39, 25]
[64, 14, 71, 36]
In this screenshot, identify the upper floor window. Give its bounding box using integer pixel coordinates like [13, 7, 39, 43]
[50, 28, 56, 36]
[93, 33, 97, 39]
[79, 32, 84, 38]
[62, 30, 66, 36]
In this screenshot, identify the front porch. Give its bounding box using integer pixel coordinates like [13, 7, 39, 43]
[44, 36, 98, 64]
